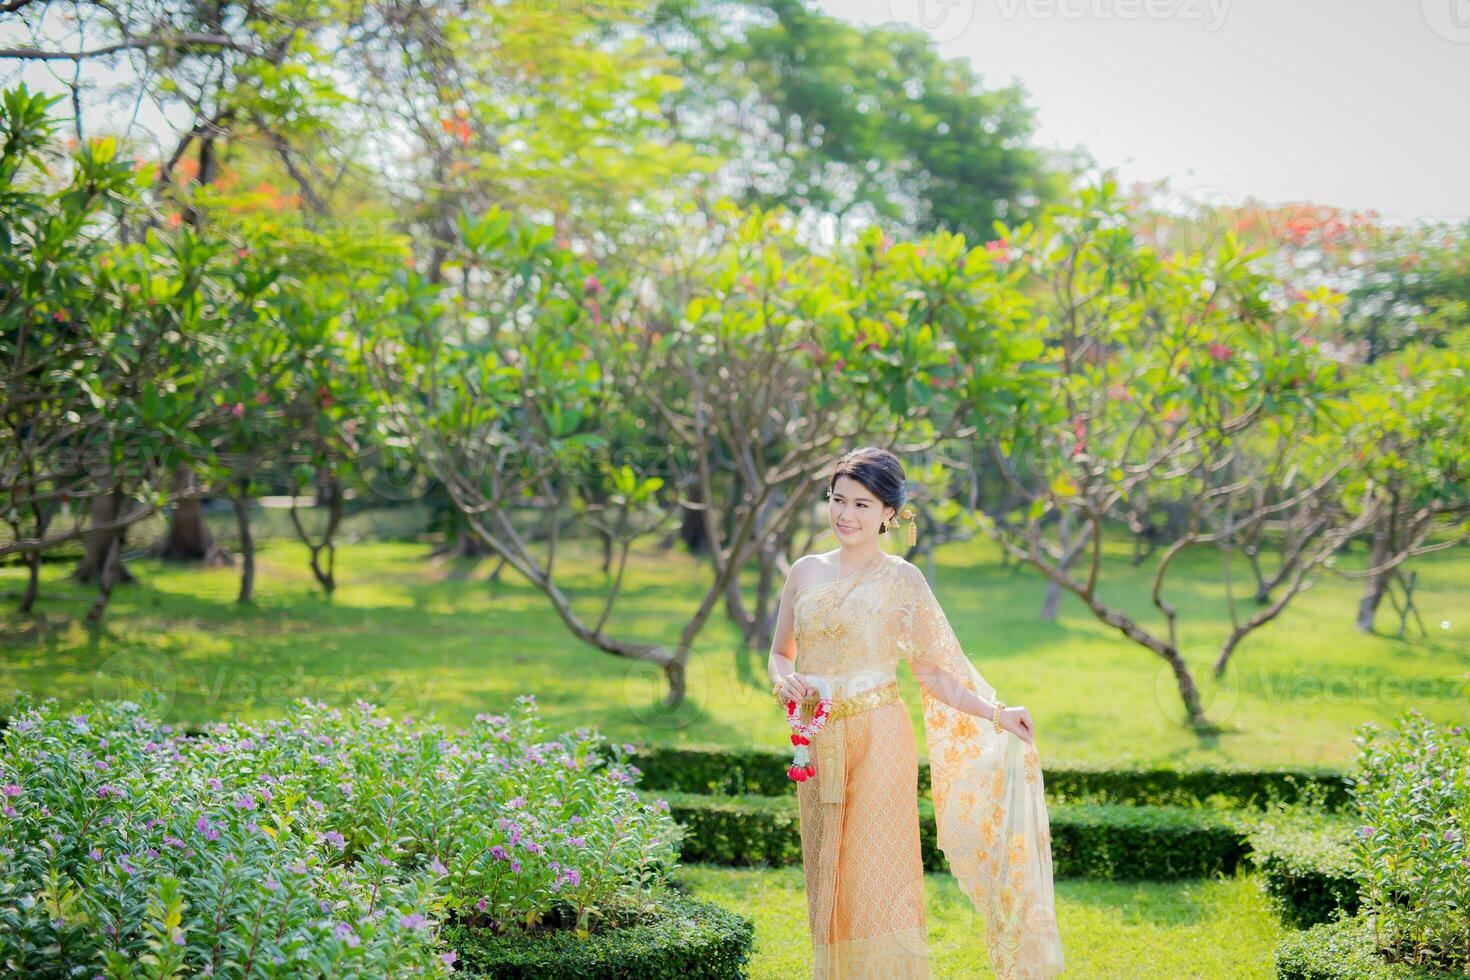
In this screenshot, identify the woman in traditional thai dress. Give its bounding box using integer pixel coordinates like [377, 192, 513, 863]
[767, 447, 1065, 979]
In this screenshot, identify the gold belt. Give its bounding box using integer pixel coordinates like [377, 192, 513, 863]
[780, 681, 901, 804]
[774, 679, 900, 717]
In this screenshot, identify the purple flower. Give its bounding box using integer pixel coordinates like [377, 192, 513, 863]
[234, 793, 257, 811]
[476, 897, 487, 912]
[1359, 825, 1376, 839]
[507, 796, 525, 809]
[88, 847, 103, 860]
[164, 836, 186, 849]
[491, 845, 509, 861]
[522, 841, 543, 855]
[430, 857, 448, 876]
[440, 950, 458, 968]
[1446, 829, 1460, 843]
[2, 806, 14, 818]
[398, 912, 428, 930]
[322, 830, 346, 850]
[509, 859, 522, 873]
[264, 878, 279, 892]
[2, 784, 20, 797]
[562, 868, 581, 887]
[96, 786, 119, 799]
[377, 855, 392, 866]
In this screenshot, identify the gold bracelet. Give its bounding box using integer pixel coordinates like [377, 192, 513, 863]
[992, 699, 1006, 733]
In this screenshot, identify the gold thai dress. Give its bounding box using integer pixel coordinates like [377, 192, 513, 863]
[788, 551, 1065, 979]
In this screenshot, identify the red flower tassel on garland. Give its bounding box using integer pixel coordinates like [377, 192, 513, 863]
[782, 686, 834, 784]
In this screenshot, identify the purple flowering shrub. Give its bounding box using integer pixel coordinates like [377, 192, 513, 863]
[1348, 711, 1468, 970]
[0, 692, 681, 976]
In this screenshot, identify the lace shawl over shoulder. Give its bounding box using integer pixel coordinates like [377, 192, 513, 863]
[892, 558, 1066, 980]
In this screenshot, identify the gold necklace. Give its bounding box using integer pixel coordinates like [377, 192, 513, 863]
[816, 552, 884, 642]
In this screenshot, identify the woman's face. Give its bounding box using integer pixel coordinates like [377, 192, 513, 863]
[828, 474, 894, 546]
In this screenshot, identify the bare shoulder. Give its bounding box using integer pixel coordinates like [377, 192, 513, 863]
[789, 551, 838, 589]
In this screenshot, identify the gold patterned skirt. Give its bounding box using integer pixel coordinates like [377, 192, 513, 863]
[794, 682, 929, 979]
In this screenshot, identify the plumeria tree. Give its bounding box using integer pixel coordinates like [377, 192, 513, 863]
[962, 179, 1368, 731]
[1333, 343, 1470, 634]
[363, 199, 1040, 707]
[1, 87, 272, 619]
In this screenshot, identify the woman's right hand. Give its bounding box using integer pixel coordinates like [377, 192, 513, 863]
[775, 671, 815, 704]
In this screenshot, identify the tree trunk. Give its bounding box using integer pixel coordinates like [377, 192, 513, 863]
[1355, 519, 1392, 632]
[84, 520, 128, 624]
[679, 479, 708, 555]
[74, 487, 138, 585]
[429, 527, 493, 560]
[234, 486, 255, 604]
[597, 526, 613, 573]
[289, 472, 342, 595]
[156, 463, 231, 565]
[1039, 510, 1073, 621]
[18, 550, 42, 613]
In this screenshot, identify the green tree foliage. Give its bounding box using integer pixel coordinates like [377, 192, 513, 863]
[652, 0, 1078, 242]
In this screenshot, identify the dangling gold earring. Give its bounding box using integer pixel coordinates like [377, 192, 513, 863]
[898, 506, 916, 547]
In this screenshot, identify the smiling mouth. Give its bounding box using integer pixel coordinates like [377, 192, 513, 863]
[838, 525, 858, 532]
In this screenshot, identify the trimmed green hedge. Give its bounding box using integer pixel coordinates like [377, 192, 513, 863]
[642, 790, 1252, 881]
[1247, 816, 1363, 929]
[441, 888, 755, 979]
[1274, 913, 1465, 979]
[628, 743, 1351, 811]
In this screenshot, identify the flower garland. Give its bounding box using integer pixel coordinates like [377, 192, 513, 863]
[784, 675, 834, 782]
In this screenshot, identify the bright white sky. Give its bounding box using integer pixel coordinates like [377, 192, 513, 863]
[5, 0, 1466, 223]
[817, 0, 1470, 223]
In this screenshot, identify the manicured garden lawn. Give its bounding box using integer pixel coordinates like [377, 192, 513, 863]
[672, 863, 1286, 979]
[2, 523, 1465, 769]
[4, 519, 1459, 977]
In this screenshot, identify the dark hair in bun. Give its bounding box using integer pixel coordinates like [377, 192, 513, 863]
[826, 447, 905, 534]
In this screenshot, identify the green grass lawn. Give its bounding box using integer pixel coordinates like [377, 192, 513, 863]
[2, 528, 1465, 768]
[672, 863, 1286, 979]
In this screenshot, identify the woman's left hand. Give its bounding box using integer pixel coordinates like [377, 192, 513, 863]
[1000, 705, 1035, 744]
